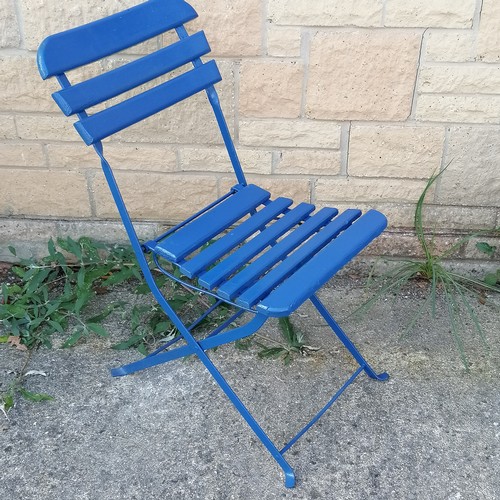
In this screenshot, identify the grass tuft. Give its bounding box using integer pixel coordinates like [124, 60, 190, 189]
[353, 166, 499, 370]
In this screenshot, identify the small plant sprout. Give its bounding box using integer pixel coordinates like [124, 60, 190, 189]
[476, 239, 500, 287]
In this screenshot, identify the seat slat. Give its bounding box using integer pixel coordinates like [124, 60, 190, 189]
[256, 210, 388, 316]
[53, 32, 211, 116]
[74, 60, 222, 145]
[236, 209, 362, 309]
[198, 203, 315, 290]
[217, 207, 338, 301]
[153, 185, 270, 263]
[38, 0, 197, 79]
[179, 197, 293, 278]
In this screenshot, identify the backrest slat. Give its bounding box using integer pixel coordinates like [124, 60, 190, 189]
[53, 31, 211, 116]
[37, 0, 197, 79]
[74, 60, 222, 145]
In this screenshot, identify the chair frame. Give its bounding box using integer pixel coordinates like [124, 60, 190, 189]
[37, 0, 389, 487]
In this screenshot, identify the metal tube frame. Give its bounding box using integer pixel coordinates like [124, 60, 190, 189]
[64, 42, 390, 485]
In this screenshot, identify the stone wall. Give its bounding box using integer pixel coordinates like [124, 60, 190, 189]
[0, 0, 499, 260]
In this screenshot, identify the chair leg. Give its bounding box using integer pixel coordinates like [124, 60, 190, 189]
[310, 294, 389, 381]
[111, 344, 193, 377]
[188, 336, 296, 488]
[194, 294, 386, 488]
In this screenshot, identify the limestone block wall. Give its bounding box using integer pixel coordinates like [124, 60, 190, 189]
[0, 0, 499, 260]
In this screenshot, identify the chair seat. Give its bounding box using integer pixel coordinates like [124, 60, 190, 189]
[144, 184, 387, 317]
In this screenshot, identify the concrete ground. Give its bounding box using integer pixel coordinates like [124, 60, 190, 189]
[1, 278, 499, 500]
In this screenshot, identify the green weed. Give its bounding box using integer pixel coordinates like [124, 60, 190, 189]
[354, 168, 499, 369]
[0, 349, 53, 419]
[238, 317, 318, 365]
[1, 237, 139, 350]
[476, 240, 500, 287]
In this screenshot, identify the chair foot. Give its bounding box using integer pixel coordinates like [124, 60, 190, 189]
[110, 344, 193, 377]
[284, 468, 296, 488]
[363, 368, 389, 381]
[110, 366, 129, 377]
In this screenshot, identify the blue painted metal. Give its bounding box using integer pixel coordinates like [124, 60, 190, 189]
[179, 197, 292, 278]
[187, 299, 224, 332]
[256, 210, 387, 316]
[280, 366, 364, 454]
[236, 209, 362, 310]
[198, 203, 315, 290]
[153, 184, 269, 262]
[37, 0, 197, 78]
[111, 344, 194, 377]
[53, 32, 211, 115]
[37, 0, 390, 488]
[74, 60, 222, 145]
[112, 314, 266, 377]
[144, 333, 183, 358]
[218, 207, 338, 301]
[119, 303, 243, 370]
[144, 189, 237, 250]
[205, 83, 247, 186]
[310, 294, 389, 381]
[203, 309, 246, 339]
[151, 253, 257, 314]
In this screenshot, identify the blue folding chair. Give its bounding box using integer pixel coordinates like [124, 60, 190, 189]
[38, 0, 389, 487]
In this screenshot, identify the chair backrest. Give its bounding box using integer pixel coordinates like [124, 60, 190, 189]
[37, 0, 245, 184]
